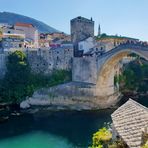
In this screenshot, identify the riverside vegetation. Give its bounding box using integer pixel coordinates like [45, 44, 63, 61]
[0, 50, 71, 104]
[114, 55, 148, 96]
[90, 127, 148, 148]
[89, 127, 127, 148]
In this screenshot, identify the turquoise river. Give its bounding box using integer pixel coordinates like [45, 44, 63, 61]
[0, 97, 147, 148]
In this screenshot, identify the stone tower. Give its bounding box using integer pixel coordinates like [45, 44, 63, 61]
[98, 24, 101, 36]
[70, 16, 94, 57]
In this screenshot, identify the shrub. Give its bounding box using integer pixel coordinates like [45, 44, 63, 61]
[89, 127, 112, 148]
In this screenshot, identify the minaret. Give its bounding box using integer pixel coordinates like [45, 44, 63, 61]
[98, 24, 101, 36]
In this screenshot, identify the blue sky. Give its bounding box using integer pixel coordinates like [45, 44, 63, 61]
[0, 0, 148, 41]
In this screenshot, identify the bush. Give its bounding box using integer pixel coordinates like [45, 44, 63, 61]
[141, 142, 148, 148]
[0, 50, 31, 103]
[108, 139, 128, 148]
[89, 127, 112, 148]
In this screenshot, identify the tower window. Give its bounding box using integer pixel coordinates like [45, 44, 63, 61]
[19, 44, 22, 48]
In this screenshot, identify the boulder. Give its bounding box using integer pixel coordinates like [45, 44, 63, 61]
[20, 100, 30, 109]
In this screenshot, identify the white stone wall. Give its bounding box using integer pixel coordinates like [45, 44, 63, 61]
[3, 28, 25, 37]
[78, 37, 96, 53]
[14, 26, 39, 48]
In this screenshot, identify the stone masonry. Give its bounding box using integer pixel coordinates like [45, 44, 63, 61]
[71, 16, 94, 56]
[0, 46, 73, 77]
[26, 47, 73, 74]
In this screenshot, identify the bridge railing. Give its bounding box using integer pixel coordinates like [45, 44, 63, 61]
[97, 43, 148, 59]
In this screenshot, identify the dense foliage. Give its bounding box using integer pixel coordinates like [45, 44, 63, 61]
[0, 51, 71, 104]
[89, 127, 112, 148]
[115, 58, 148, 93]
[90, 127, 129, 148]
[141, 142, 148, 148]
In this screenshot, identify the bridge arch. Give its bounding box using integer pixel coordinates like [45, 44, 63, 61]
[95, 45, 148, 97]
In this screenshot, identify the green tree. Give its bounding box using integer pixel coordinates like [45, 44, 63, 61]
[0, 50, 31, 103]
[118, 59, 148, 93]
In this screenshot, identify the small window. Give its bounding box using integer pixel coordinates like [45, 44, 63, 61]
[80, 45, 83, 50]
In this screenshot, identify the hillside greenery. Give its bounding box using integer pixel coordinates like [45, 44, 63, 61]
[97, 33, 136, 41]
[0, 50, 71, 104]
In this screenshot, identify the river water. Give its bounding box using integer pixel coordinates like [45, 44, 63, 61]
[0, 97, 147, 148]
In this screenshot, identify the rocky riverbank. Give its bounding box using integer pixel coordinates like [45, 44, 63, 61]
[0, 103, 22, 123]
[20, 82, 121, 110]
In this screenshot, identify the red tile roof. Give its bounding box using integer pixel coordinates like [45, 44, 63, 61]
[15, 22, 34, 28]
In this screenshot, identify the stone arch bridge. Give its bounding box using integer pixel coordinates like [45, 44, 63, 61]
[73, 43, 148, 101]
[29, 43, 148, 109]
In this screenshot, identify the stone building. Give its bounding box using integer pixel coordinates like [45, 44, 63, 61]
[0, 23, 39, 49]
[0, 26, 25, 49]
[111, 99, 148, 148]
[96, 34, 139, 52]
[26, 46, 73, 74]
[50, 32, 65, 39]
[0, 44, 73, 77]
[71, 16, 94, 56]
[14, 23, 39, 48]
[38, 39, 50, 48]
[1, 37, 24, 50]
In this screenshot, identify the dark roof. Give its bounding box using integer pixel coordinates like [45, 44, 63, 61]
[61, 41, 72, 44]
